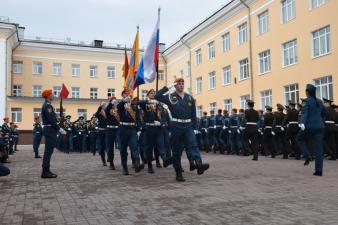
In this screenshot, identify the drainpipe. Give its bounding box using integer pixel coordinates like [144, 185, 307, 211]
[180, 37, 192, 96]
[240, 0, 254, 100]
[161, 54, 168, 86]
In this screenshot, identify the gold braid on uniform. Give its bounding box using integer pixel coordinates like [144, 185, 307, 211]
[124, 103, 136, 122]
[110, 107, 120, 122]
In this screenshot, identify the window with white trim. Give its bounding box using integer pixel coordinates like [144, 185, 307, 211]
[281, 0, 296, 24]
[72, 87, 80, 99]
[312, 26, 331, 57]
[90, 88, 98, 99]
[284, 83, 299, 104]
[221, 32, 230, 53]
[32, 61, 43, 75]
[89, 65, 98, 78]
[53, 86, 61, 98]
[239, 58, 249, 80]
[72, 64, 80, 77]
[196, 106, 203, 118]
[195, 49, 202, 65]
[208, 71, 216, 90]
[314, 75, 333, 100]
[260, 89, 272, 109]
[208, 41, 215, 59]
[52, 63, 62, 76]
[311, 0, 327, 9]
[238, 23, 248, 44]
[32, 85, 42, 97]
[107, 88, 115, 97]
[222, 65, 231, 86]
[11, 108, 22, 123]
[77, 109, 87, 120]
[33, 108, 41, 119]
[223, 99, 232, 112]
[107, 66, 116, 79]
[257, 11, 269, 35]
[209, 102, 216, 112]
[196, 76, 202, 94]
[258, 50, 271, 74]
[13, 61, 23, 74]
[141, 90, 148, 100]
[158, 70, 164, 81]
[240, 95, 250, 110]
[283, 39, 297, 66]
[12, 85, 22, 97]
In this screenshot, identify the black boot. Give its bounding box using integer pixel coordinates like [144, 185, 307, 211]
[304, 157, 311, 166]
[122, 163, 129, 175]
[195, 158, 209, 175]
[41, 168, 57, 179]
[189, 159, 196, 171]
[135, 160, 144, 173]
[148, 163, 154, 174]
[175, 168, 185, 182]
[109, 161, 115, 170]
[35, 152, 42, 158]
[313, 171, 322, 176]
[162, 156, 172, 168]
[101, 154, 107, 166]
[156, 160, 162, 168]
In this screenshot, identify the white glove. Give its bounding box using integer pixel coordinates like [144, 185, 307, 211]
[150, 99, 159, 104]
[214, 125, 216, 129]
[228, 130, 231, 134]
[137, 131, 141, 137]
[154, 121, 161, 126]
[223, 126, 227, 130]
[203, 128, 207, 132]
[258, 128, 262, 133]
[111, 99, 117, 105]
[167, 82, 177, 89]
[194, 130, 198, 135]
[240, 126, 245, 131]
[271, 131, 275, 136]
[281, 127, 284, 131]
[124, 96, 131, 101]
[299, 123, 305, 131]
[237, 129, 240, 134]
[59, 128, 67, 135]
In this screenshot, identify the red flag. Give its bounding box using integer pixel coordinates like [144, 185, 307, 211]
[122, 48, 129, 81]
[59, 83, 69, 99]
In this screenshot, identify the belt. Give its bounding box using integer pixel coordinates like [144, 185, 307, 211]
[230, 126, 238, 128]
[35, 132, 40, 134]
[172, 118, 191, 123]
[208, 126, 215, 129]
[107, 125, 119, 128]
[246, 122, 257, 125]
[44, 124, 52, 127]
[325, 121, 335, 124]
[288, 121, 298, 124]
[216, 125, 222, 127]
[146, 123, 161, 127]
[120, 122, 135, 126]
[265, 126, 272, 129]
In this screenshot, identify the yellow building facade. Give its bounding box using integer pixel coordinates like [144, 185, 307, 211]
[0, 0, 337, 132]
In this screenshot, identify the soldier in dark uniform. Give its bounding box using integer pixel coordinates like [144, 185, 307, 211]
[64, 115, 74, 154]
[273, 104, 287, 158]
[257, 110, 264, 155]
[87, 116, 99, 155]
[322, 98, 336, 160]
[75, 116, 87, 153]
[263, 106, 277, 158]
[155, 78, 209, 182]
[241, 100, 259, 160]
[1, 117, 12, 155]
[333, 104, 338, 160]
[214, 109, 224, 153]
[207, 110, 216, 153]
[94, 102, 108, 166]
[105, 96, 120, 170]
[160, 104, 172, 160]
[283, 100, 300, 159]
[117, 89, 144, 175]
[199, 112, 209, 152]
[229, 109, 240, 155]
[296, 84, 325, 176]
[33, 115, 43, 158]
[40, 89, 67, 178]
[11, 123, 19, 153]
[219, 109, 230, 154]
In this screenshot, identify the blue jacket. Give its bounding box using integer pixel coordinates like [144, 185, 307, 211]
[300, 97, 325, 129]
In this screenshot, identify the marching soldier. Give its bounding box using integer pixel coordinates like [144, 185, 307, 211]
[257, 110, 264, 155]
[199, 112, 209, 152]
[273, 104, 287, 158]
[219, 110, 230, 154]
[2, 117, 12, 155]
[333, 104, 338, 160]
[229, 109, 240, 155]
[33, 115, 43, 158]
[64, 115, 74, 154]
[155, 78, 209, 182]
[87, 115, 99, 155]
[263, 106, 276, 158]
[95, 102, 108, 166]
[283, 100, 300, 160]
[214, 109, 224, 153]
[207, 110, 216, 153]
[40, 89, 67, 178]
[75, 116, 87, 153]
[322, 98, 336, 160]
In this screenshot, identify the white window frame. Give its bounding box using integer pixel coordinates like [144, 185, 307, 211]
[258, 49, 271, 74]
[33, 108, 41, 119]
[52, 63, 62, 76]
[222, 65, 231, 86]
[239, 58, 249, 81]
[107, 66, 116, 79]
[223, 99, 232, 112]
[240, 95, 251, 110]
[158, 70, 165, 81]
[196, 76, 202, 94]
[221, 32, 230, 53]
[107, 88, 116, 97]
[13, 61, 23, 74]
[195, 49, 202, 65]
[71, 87, 80, 99]
[72, 64, 80, 77]
[208, 41, 215, 59]
[141, 90, 148, 100]
[314, 75, 333, 100]
[32, 61, 43, 75]
[208, 102, 216, 112]
[260, 89, 272, 109]
[196, 106, 203, 118]
[32, 85, 42, 97]
[238, 22, 248, 45]
[312, 26, 331, 58]
[12, 85, 23, 97]
[281, 0, 296, 24]
[77, 109, 87, 120]
[11, 108, 22, 123]
[208, 71, 216, 90]
[310, 0, 328, 10]
[89, 65, 98, 78]
[257, 11, 269, 35]
[53, 86, 61, 98]
[284, 83, 299, 104]
[90, 87, 98, 99]
[282, 39, 298, 67]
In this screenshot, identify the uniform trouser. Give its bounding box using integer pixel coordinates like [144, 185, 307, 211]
[66, 133, 73, 153]
[138, 130, 147, 163]
[0, 164, 10, 176]
[275, 131, 287, 157]
[119, 126, 140, 167]
[161, 127, 172, 158]
[219, 129, 230, 151]
[42, 127, 57, 170]
[244, 132, 259, 159]
[214, 127, 222, 149]
[230, 129, 242, 154]
[145, 126, 164, 163]
[263, 129, 276, 156]
[296, 128, 324, 173]
[324, 131, 336, 159]
[170, 125, 201, 170]
[33, 133, 42, 155]
[97, 130, 106, 157]
[89, 132, 98, 155]
[207, 128, 215, 148]
[77, 134, 86, 153]
[285, 128, 300, 157]
[106, 128, 118, 162]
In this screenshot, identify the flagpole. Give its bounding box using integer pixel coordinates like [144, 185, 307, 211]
[156, 7, 161, 93]
[136, 25, 140, 99]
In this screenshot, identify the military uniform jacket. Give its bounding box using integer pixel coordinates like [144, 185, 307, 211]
[300, 97, 324, 129]
[208, 116, 216, 128]
[323, 106, 336, 132]
[199, 116, 209, 130]
[117, 100, 140, 125]
[41, 100, 59, 131]
[33, 121, 43, 135]
[242, 109, 259, 133]
[105, 103, 120, 126]
[229, 115, 239, 129]
[155, 86, 197, 129]
[263, 112, 274, 131]
[273, 111, 285, 133]
[64, 121, 75, 134]
[1, 123, 11, 137]
[95, 106, 107, 129]
[283, 108, 299, 132]
[138, 100, 160, 124]
[215, 114, 224, 127]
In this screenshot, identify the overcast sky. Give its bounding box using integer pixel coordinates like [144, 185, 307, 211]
[0, 0, 231, 48]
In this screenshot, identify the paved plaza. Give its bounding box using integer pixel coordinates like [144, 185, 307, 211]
[1, 145, 338, 225]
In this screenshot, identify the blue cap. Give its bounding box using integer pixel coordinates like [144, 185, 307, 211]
[306, 84, 316, 94]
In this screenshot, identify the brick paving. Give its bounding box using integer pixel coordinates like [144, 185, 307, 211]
[1, 145, 338, 225]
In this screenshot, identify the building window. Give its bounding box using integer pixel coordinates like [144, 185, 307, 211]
[284, 83, 299, 104]
[107, 66, 116, 79]
[71, 87, 80, 99]
[13, 61, 23, 74]
[53, 86, 61, 98]
[311, 0, 327, 9]
[209, 102, 216, 112]
[240, 95, 251, 110]
[33, 108, 41, 119]
[32, 85, 42, 97]
[283, 39, 298, 66]
[258, 49, 271, 74]
[89, 65, 98, 78]
[257, 11, 269, 35]
[221, 32, 230, 53]
[107, 88, 115, 97]
[208, 71, 216, 90]
[195, 49, 202, 65]
[239, 58, 249, 80]
[312, 26, 331, 58]
[222, 65, 231, 86]
[32, 61, 43, 75]
[11, 108, 22, 123]
[77, 109, 87, 120]
[196, 77, 202, 94]
[224, 99, 232, 112]
[281, 0, 296, 23]
[72, 64, 80, 77]
[238, 22, 248, 44]
[12, 85, 22, 97]
[141, 90, 148, 100]
[314, 75, 333, 100]
[260, 89, 272, 109]
[90, 88, 98, 99]
[158, 70, 165, 81]
[52, 63, 62, 76]
[196, 106, 203, 118]
[208, 41, 215, 59]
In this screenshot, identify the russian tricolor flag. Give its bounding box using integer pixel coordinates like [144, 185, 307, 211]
[134, 12, 160, 88]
